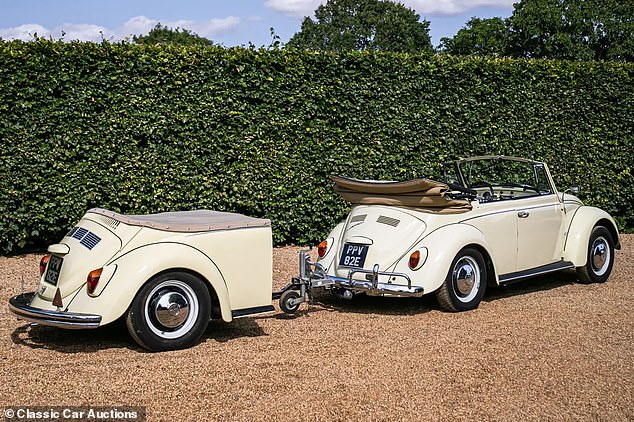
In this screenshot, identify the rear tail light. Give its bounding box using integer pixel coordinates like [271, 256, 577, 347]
[39, 254, 51, 276]
[409, 250, 420, 270]
[408, 248, 428, 271]
[317, 240, 328, 258]
[86, 268, 103, 295]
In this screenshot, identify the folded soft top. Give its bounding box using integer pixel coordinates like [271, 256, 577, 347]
[330, 175, 472, 213]
[88, 208, 271, 232]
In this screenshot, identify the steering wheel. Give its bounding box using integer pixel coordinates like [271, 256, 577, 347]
[469, 181, 495, 198]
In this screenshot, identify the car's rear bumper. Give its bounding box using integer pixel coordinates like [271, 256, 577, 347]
[298, 250, 425, 297]
[8, 292, 102, 329]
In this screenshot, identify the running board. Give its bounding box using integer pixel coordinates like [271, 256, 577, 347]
[498, 261, 575, 284]
[231, 305, 275, 318]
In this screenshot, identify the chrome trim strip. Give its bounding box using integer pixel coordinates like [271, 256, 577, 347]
[8, 293, 102, 329]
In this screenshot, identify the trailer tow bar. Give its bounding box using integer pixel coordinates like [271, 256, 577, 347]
[273, 249, 333, 314]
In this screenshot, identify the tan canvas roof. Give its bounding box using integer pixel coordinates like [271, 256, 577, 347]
[88, 208, 271, 232]
[330, 175, 472, 214]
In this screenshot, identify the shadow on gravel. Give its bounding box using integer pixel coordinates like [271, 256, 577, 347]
[10, 318, 138, 353]
[268, 271, 580, 318]
[11, 317, 268, 352]
[269, 291, 437, 317]
[203, 318, 267, 342]
[483, 270, 578, 303]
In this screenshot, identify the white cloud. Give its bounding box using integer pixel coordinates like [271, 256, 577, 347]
[263, 0, 515, 17]
[121, 16, 157, 36]
[0, 15, 242, 42]
[404, 0, 516, 15]
[264, 0, 324, 17]
[58, 23, 109, 42]
[0, 23, 50, 40]
[119, 15, 241, 40]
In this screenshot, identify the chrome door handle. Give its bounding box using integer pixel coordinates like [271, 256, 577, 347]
[518, 211, 530, 218]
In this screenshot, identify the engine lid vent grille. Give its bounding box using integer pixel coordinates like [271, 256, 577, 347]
[377, 215, 400, 227]
[67, 226, 102, 250]
[80, 232, 102, 250]
[350, 214, 367, 223]
[102, 217, 120, 230]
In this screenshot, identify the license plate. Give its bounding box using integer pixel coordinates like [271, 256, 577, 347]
[339, 243, 369, 268]
[45, 255, 63, 286]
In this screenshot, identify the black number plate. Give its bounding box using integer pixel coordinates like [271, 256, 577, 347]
[338, 243, 369, 268]
[44, 255, 63, 286]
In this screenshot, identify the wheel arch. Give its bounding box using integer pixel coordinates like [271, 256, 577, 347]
[85, 242, 233, 325]
[409, 223, 498, 293]
[563, 207, 620, 266]
[462, 243, 497, 288]
[140, 267, 222, 320]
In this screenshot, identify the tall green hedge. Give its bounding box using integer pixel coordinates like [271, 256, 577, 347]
[1, 40, 633, 254]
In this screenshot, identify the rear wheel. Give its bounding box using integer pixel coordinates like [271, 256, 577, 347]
[126, 272, 211, 351]
[436, 247, 487, 312]
[577, 226, 614, 283]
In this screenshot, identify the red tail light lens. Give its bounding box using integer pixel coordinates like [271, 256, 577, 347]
[39, 255, 51, 276]
[86, 268, 103, 295]
[409, 250, 421, 270]
[317, 240, 328, 258]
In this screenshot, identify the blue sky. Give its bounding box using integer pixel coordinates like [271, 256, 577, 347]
[0, 0, 515, 48]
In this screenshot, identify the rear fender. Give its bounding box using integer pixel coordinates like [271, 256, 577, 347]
[394, 223, 496, 294]
[66, 242, 232, 325]
[317, 221, 345, 272]
[563, 207, 620, 267]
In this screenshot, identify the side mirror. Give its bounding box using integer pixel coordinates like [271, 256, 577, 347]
[562, 186, 580, 205]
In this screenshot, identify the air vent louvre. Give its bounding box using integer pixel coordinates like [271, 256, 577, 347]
[72, 227, 88, 240]
[102, 216, 120, 230]
[377, 215, 400, 227]
[80, 232, 102, 250]
[350, 214, 367, 223]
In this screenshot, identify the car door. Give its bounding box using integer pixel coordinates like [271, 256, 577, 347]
[463, 200, 518, 276]
[515, 165, 565, 271]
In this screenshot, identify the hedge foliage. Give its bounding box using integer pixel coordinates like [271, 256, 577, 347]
[1, 40, 633, 254]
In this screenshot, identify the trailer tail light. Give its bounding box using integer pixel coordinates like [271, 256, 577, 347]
[39, 255, 51, 276]
[52, 288, 63, 308]
[317, 240, 328, 258]
[86, 268, 103, 295]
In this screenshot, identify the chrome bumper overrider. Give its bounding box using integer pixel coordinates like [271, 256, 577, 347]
[299, 251, 424, 297]
[8, 292, 102, 329]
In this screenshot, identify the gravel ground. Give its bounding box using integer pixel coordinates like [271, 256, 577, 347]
[1, 235, 632, 421]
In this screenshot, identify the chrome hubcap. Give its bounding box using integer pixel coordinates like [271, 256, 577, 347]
[591, 236, 610, 276]
[153, 292, 190, 328]
[453, 256, 480, 303]
[145, 280, 198, 339]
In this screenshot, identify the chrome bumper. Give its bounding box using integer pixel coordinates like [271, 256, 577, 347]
[300, 251, 424, 298]
[8, 292, 102, 329]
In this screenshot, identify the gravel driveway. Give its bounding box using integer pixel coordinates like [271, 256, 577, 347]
[1, 235, 632, 421]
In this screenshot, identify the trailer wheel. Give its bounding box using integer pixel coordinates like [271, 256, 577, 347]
[279, 290, 302, 314]
[126, 271, 211, 351]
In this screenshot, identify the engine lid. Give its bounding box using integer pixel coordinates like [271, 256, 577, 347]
[335, 205, 428, 277]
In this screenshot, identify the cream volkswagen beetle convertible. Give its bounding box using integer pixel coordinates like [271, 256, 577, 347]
[9, 156, 620, 349]
[278, 156, 620, 314]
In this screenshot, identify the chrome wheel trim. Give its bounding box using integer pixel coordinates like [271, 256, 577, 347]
[452, 256, 480, 303]
[144, 280, 199, 339]
[590, 236, 610, 276]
